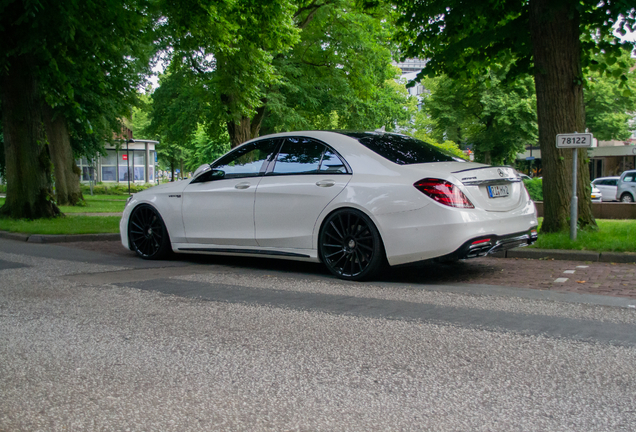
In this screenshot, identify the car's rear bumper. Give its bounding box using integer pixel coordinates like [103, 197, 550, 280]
[439, 227, 538, 260]
[375, 198, 538, 266]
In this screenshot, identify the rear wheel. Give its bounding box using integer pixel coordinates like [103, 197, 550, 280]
[128, 204, 172, 259]
[620, 193, 634, 203]
[319, 209, 386, 281]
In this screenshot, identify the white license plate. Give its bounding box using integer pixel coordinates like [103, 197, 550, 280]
[488, 185, 509, 198]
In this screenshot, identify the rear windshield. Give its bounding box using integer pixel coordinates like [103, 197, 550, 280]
[340, 132, 464, 165]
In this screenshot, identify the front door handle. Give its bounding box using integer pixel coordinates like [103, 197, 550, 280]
[235, 182, 251, 190]
[316, 179, 335, 188]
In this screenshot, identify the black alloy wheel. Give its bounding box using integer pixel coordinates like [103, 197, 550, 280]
[128, 204, 172, 259]
[620, 193, 634, 203]
[319, 209, 385, 281]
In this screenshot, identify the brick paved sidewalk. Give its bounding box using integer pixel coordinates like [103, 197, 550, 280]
[395, 256, 636, 300]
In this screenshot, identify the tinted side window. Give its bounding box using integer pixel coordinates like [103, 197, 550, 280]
[346, 133, 460, 165]
[272, 138, 324, 174]
[212, 140, 278, 179]
[609, 180, 617, 186]
[319, 150, 347, 173]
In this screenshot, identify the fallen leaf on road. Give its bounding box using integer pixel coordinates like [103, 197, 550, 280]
[576, 281, 586, 284]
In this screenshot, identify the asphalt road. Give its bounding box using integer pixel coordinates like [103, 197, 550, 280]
[1, 238, 636, 431]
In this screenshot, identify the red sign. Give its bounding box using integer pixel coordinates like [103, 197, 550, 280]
[122, 154, 128, 160]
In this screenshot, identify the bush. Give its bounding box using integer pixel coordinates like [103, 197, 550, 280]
[80, 182, 158, 195]
[523, 178, 543, 201]
[0, 183, 6, 193]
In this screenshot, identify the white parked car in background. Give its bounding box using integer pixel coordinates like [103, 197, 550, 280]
[591, 176, 620, 202]
[121, 131, 538, 280]
[590, 183, 603, 203]
[616, 170, 636, 203]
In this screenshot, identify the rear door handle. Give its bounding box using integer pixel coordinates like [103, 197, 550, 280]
[235, 182, 251, 190]
[316, 180, 335, 188]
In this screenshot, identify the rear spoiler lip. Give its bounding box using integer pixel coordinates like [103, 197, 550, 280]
[452, 165, 510, 174]
[461, 178, 522, 186]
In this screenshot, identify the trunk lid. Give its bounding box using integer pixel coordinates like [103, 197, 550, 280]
[451, 165, 524, 212]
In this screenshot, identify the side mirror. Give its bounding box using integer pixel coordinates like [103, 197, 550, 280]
[193, 164, 211, 179]
[190, 167, 225, 184]
[211, 169, 225, 179]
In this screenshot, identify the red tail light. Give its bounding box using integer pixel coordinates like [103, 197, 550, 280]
[414, 178, 474, 208]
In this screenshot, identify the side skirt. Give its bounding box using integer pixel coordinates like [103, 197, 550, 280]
[171, 243, 320, 263]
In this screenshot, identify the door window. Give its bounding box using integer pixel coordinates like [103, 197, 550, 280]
[212, 140, 279, 179]
[272, 138, 324, 174]
[271, 138, 348, 175]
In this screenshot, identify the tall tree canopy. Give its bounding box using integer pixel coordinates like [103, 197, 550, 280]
[394, 0, 635, 233]
[420, 65, 538, 166]
[0, 0, 155, 217]
[148, 0, 414, 164]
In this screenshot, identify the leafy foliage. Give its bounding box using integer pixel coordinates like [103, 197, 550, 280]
[394, 0, 635, 84]
[393, 0, 635, 233]
[523, 178, 543, 202]
[417, 65, 537, 165]
[584, 48, 636, 141]
[79, 183, 157, 195]
[148, 0, 416, 159]
[263, 2, 414, 133]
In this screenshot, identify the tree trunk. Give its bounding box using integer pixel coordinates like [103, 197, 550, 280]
[43, 105, 84, 206]
[0, 55, 59, 219]
[170, 158, 175, 182]
[529, 0, 595, 233]
[226, 103, 267, 148]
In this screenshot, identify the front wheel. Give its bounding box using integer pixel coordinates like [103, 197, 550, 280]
[620, 193, 634, 203]
[319, 209, 386, 281]
[128, 204, 172, 259]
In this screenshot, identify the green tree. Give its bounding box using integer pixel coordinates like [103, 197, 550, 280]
[157, 0, 300, 148]
[394, 0, 635, 233]
[146, 68, 207, 180]
[0, 0, 156, 217]
[41, 1, 155, 205]
[151, 0, 414, 154]
[584, 48, 636, 141]
[262, 2, 414, 134]
[420, 67, 538, 165]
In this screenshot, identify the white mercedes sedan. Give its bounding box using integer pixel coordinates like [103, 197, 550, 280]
[121, 131, 538, 280]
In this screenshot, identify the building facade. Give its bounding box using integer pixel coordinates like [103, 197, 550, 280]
[76, 139, 159, 184]
[517, 139, 636, 180]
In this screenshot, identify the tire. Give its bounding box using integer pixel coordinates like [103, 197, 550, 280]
[319, 208, 386, 281]
[620, 193, 634, 203]
[128, 204, 172, 260]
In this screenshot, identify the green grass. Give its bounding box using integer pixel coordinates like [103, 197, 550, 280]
[59, 199, 126, 214]
[0, 215, 120, 235]
[83, 194, 128, 201]
[0, 196, 126, 214]
[532, 219, 636, 253]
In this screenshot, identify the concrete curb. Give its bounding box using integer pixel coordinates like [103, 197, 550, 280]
[599, 251, 636, 263]
[0, 231, 119, 243]
[0, 231, 30, 242]
[498, 247, 636, 263]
